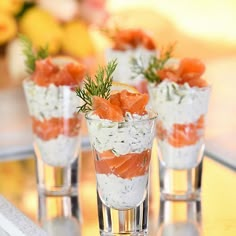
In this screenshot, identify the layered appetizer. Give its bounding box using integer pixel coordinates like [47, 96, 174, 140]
[132, 47, 211, 169]
[105, 28, 158, 93]
[76, 60, 156, 209]
[22, 36, 85, 167]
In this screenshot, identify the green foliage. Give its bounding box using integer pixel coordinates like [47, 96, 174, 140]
[76, 60, 118, 113]
[19, 34, 48, 73]
[131, 43, 175, 84]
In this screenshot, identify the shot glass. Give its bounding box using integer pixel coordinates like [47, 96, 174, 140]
[86, 111, 157, 235]
[148, 83, 211, 201]
[23, 79, 82, 196]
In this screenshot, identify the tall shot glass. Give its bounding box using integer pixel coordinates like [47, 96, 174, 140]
[23, 79, 82, 196]
[86, 111, 157, 235]
[148, 83, 211, 201]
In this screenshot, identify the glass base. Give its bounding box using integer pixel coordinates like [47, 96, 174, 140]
[159, 159, 203, 201]
[97, 191, 149, 236]
[36, 157, 79, 196]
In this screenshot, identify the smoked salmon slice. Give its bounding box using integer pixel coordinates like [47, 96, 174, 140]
[92, 96, 123, 122]
[178, 58, 205, 80]
[92, 90, 149, 121]
[119, 90, 148, 115]
[158, 57, 208, 88]
[95, 149, 151, 179]
[32, 116, 81, 141]
[157, 115, 205, 148]
[32, 57, 85, 87]
[168, 123, 199, 147]
[112, 29, 156, 51]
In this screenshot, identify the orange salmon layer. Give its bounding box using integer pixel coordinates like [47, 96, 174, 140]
[157, 115, 204, 148]
[32, 58, 85, 87]
[112, 29, 156, 51]
[32, 117, 81, 141]
[92, 90, 149, 122]
[158, 58, 208, 88]
[95, 149, 151, 179]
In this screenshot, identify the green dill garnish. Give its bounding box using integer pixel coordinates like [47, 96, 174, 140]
[19, 34, 48, 73]
[75, 59, 118, 113]
[131, 43, 175, 84]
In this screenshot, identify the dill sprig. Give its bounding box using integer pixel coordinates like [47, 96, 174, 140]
[76, 59, 118, 113]
[19, 34, 48, 73]
[131, 43, 175, 84]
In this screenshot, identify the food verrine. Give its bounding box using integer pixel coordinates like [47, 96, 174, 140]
[131, 46, 211, 200]
[76, 60, 157, 235]
[21, 35, 85, 195]
[105, 28, 157, 93]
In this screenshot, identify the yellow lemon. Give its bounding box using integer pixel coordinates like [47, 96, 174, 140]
[19, 7, 62, 54]
[111, 81, 138, 94]
[61, 20, 95, 58]
[0, 13, 17, 45]
[51, 55, 80, 68]
[0, 0, 24, 14]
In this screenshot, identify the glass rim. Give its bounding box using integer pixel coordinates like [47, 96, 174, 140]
[85, 110, 158, 124]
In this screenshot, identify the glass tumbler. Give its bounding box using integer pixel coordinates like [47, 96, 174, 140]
[86, 111, 157, 235]
[23, 78, 82, 196]
[148, 84, 211, 201]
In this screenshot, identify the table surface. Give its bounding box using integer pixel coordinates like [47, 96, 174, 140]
[0, 145, 235, 236]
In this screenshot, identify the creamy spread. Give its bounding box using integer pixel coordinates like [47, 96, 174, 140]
[23, 80, 80, 121]
[34, 135, 80, 167]
[158, 140, 204, 169]
[86, 113, 155, 155]
[148, 80, 211, 169]
[96, 173, 148, 209]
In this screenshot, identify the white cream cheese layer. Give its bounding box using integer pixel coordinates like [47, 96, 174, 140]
[96, 173, 148, 209]
[23, 80, 80, 121]
[34, 135, 80, 167]
[158, 139, 205, 169]
[86, 113, 155, 155]
[105, 47, 157, 86]
[148, 81, 211, 129]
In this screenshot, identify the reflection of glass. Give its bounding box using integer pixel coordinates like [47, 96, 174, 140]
[148, 83, 211, 200]
[86, 111, 157, 235]
[38, 194, 81, 236]
[157, 201, 202, 236]
[23, 78, 81, 195]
